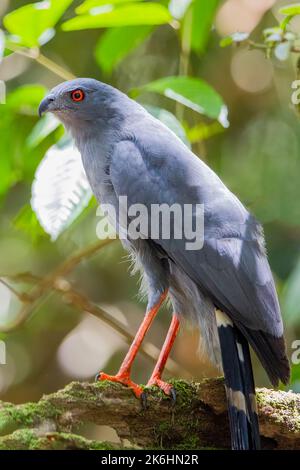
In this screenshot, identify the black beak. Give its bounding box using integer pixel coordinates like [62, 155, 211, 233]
[38, 95, 55, 117]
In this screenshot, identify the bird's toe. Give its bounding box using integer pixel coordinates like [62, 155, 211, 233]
[95, 371, 144, 399]
[146, 377, 176, 403]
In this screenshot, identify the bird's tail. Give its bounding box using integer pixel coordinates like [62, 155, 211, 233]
[216, 309, 261, 450]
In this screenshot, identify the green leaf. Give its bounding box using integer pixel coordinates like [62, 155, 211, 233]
[144, 104, 190, 148]
[13, 204, 47, 243]
[76, 0, 143, 15]
[31, 136, 92, 240]
[279, 4, 300, 16]
[219, 36, 233, 48]
[290, 364, 300, 392]
[280, 15, 293, 32]
[187, 121, 224, 143]
[137, 76, 224, 119]
[0, 84, 46, 193]
[95, 25, 152, 74]
[3, 0, 74, 48]
[26, 113, 61, 149]
[0, 117, 14, 197]
[220, 32, 249, 47]
[62, 3, 171, 30]
[188, 0, 219, 54]
[6, 84, 47, 115]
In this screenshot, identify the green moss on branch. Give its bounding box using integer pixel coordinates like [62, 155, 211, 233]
[0, 379, 299, 450]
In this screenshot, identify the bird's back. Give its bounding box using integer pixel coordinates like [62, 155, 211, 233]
[113, 108, 289, 386]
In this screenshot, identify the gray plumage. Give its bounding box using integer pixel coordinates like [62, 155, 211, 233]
[39, 78, 289, 408]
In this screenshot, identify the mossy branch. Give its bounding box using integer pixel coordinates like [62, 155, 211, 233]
[0, 379, 299, 450]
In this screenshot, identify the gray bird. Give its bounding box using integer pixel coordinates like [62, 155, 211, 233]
[39, 78, 290, 450]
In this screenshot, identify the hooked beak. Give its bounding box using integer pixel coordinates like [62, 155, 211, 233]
[38, 94, 55, 117]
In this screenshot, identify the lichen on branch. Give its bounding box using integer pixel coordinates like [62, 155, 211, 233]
[0, 379, 299, 450]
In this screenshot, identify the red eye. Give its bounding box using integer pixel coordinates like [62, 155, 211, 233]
[71, 89, 85, 102]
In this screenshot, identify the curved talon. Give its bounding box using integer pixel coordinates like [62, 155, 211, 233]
[95, 371, 144, 398]
[95, 372, 102, 382]
[147, 377, 176, 401]
[140, 391, 148, 410]
[170, 387, 176, 405]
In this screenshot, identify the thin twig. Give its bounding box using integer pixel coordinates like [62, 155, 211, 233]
[0, 239, 188, 376]
[0, 278, 31, 302]
[55, 282, 185, 376]
[248, 39, 300, 54]
[51, 239, 115, 279]
[23, 239, 115, 303]
[0, 239, 115, 332]
[35, 53, 76, 81]
[0, 275, 186, 376]
[0, 291, 53, 333]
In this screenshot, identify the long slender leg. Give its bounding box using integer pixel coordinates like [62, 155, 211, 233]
[96, 289, 168, 398]
[147, 314, 180, 397]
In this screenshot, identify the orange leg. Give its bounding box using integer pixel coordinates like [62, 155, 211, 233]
[147, 314, 180, 398]
[96, 290, 168, 398]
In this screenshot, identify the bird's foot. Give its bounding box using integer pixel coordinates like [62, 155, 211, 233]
[146, 377, 176, 402]
[95, 371, 145, 400]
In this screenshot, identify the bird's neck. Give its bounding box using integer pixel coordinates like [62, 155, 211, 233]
[73, 123, 118, 204]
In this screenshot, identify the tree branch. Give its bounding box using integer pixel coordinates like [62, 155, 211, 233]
[0, 239, 115, 332]
[0, 379, 299, 450]
[0, 239, 188, 377]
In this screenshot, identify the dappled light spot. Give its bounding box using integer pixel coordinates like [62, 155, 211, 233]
[216, 0, 277, 35]
[0, 283, 11, 322]
[231, 49, 273, 93]
[56, 313, 124, 379]
[0, 342, 31, 395]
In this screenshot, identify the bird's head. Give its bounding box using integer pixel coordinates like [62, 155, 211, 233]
[38, 78, 121, 128]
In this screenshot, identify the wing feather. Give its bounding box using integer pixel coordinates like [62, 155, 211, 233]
[110, 137, 283, 338]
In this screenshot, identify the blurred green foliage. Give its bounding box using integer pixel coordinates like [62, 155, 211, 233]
[0, 0, 299, 409]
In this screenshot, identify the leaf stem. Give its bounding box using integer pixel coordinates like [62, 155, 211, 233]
[35, 52, 75, 80]
[280, 15, 293, 32]
[5, 43, 75, 80]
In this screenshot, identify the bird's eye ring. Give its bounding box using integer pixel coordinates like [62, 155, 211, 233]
[71, 89, 85, 102]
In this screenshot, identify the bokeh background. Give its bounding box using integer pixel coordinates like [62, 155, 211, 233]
[0, 1, 299, 443]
